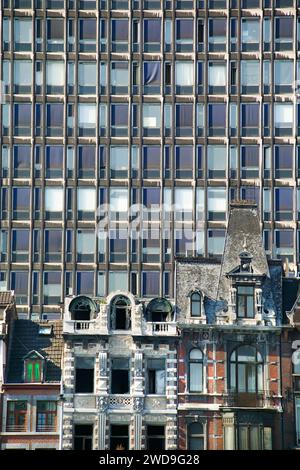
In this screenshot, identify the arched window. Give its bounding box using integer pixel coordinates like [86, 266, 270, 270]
[110, 295, 131, 330]
[229, 345, 263, 393]
[188, 422, 205, 450]
[190, 292, 201, 317]
[189, 349, 203, 392]
[69, 296, 97, 322]
[146, 298, 173, 322]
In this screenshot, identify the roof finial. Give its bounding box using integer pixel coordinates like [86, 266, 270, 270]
[243, 236, 247, 250]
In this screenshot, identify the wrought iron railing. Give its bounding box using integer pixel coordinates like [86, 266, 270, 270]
[223, 390, 277, 408]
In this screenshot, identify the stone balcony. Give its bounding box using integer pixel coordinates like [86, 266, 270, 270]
[63, 320, 178, 336]
[63, 320, 104, 335]
[144, 322, 178, 336]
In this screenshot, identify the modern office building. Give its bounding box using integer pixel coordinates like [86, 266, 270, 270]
[2, 0, 300, 317]
[0, 204, 300, 450]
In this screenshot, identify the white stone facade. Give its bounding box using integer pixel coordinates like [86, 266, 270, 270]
[61, 291, 178, 450]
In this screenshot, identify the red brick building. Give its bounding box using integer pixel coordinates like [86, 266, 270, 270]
[281, 278, 300, 449]
[0, 319, 63, 450]
[176, 202, 285, 450]
[0, 292, 17, 447]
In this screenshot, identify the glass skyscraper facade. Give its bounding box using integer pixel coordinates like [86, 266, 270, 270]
[1, 0, 300, 318]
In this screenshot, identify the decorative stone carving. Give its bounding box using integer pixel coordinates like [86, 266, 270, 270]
[109, 396, 133, 408]
[144, 414, 166, 424]
[74, 395, 96, 409]
[133, 397, 144, 412]
[97, 396, 109, 412]
[109, 335, 133, 350]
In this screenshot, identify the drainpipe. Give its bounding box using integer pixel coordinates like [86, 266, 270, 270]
[59, 379, 64, 450]
[280, 330, 285, 450]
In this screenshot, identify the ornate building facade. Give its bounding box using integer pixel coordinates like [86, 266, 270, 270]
[61, 293, 178, 450]
[176, 202, 287, 450]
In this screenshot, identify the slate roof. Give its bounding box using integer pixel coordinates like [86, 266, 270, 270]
[175, 202, 283, 324]
[218, 201, 269, 299]
[282, 277, 300, 323]
[6, 320, 63, 383]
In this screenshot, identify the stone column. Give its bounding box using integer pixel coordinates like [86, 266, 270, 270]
[97, 350, 109, 449]
[133, 397, 144, 450]
[98, 397, 108, 450]
[223, 413, 236, 450]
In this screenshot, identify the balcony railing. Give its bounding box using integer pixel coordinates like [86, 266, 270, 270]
[146, 322, 177, 336]
[36, 424, 57, 433]
[64, 320, 178, 336]
[223, 390, 277, 408]
[6, 424, 27, 432]
[63, 320, 102, 334]
[74, 321, 92, 331]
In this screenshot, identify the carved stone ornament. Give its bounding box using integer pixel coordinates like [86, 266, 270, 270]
[133, 397, 144, 412]
[135, 368, 143, 377]
[97, 396, 109, 411]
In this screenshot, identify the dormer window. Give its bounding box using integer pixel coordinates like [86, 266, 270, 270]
[69, 296, 98, 327]
[24, 351, 44, 383]
[190, 292, 202, 317]
[236, 285, 255, 319]
[146, 298, 173, 322]
[110, 295, 131, 330]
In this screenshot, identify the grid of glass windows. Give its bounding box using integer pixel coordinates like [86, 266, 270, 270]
[1, 2, 300, 316]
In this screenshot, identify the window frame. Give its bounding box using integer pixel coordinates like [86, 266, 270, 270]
[189, 348, 204, 393]
[236, 284, 255, 319]
[229, 345, 264, 394]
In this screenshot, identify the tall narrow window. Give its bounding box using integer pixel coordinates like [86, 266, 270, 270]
[144, 19, 161, 52]
[229, 346, 263, 394]
[75, 357, 95, 393]
[36, 402, 57, 432]
[189, 349, 203, 392]
[144, 62, 161, 94]
[111, 358, 130, 394]
[110, 295, 131, 330]
[6, 401, 27, 432]
[236, 285, 255, 318]
[190, 292, 201, 317]
[275, 17, 293, 51]
[296, 397, 300, 446]
[188, 423, 205, 450]
[111, 19, 129, 52]
[147, 359, 166, 394]
[79, 18, 96, 52]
